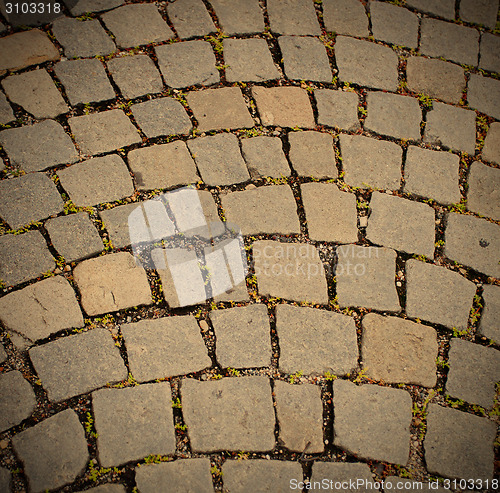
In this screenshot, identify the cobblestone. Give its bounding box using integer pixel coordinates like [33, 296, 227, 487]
[460, 0, 498, 29]
[468, 74, 500, 120]
[67, 0, 124, 15]
[288, 131, 337, 178]
[370, 1, 419, 48]
[314, 89, 360, 131]
[311, 462, 376, 488]
[467, 161, 500, 220]
[0, 92, 14, 124]
[267, 0, 321, 35]
[406, 0, 455, 18]
[322, 0, 369, 37]
[211, 0, 264, 35]
[480, 285, 500, 342]
[482, 122, 500, 164]
[240, 136, 290, 178]
[167, 0, 215, 39]
[0, 371, 36, 432]
[84, 485, 126, 493]
[479, 33, 500, 73]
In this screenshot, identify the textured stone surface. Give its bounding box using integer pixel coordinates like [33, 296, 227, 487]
[0, 346, 6, 363]
[0, 468, 10, 493]
[483, 122, 500, 164]
[404, 146, 461, 205]
[167, 0, 215, 39]
[333, 380, 412, 465]
[301, 182, 358, 243]
[480, 285, 500, 342]
[406, 0, 455, 18]
[241, 136, 290, 178]
[254, 240, 328, 304]
[12, 410, 88, 492]
[0, 371, 36, 432]
[323, 0, 369, 36]
[182, 377, 276, 452]
[479, 33, 500, 73]
[311, 463, 376, 488]
[362, 313, 438, 387]
[460, 0, 498, 28]
[288, 131, 337, 178]
[467, 161, 500, 220]
[0, 276, 83, 342]
[425, 404, 496, 480]
[82, 485, 126, 493]
[93, 383, 176, 466]
[276, 304, 358, 375]
[335, 245, 400, 312]
[370, 1, 419, 48]
[73, 252, 152, 316]
[315, 89, 360, 131]
[211, 0, 264, 34]
[30, 329, 127, 401]
[0, 92, 14, 124]
[267, 0, 321, 35]
[66, 0, 124, 15]
[468, 74, 500, 120]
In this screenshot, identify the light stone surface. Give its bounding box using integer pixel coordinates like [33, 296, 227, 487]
[315, 89, 360, 131]
[370, 1, 419, 48]
[406, 0, 455, 18]
[323, 0, 369, 36]
[267, 0, 322, 35]
[288, 131, 337, 178]
[479, 33, 500, 73]
[211, 0, 264, 34]
[167, 0, 215, 39]
[480, 284, 500, 342]
[460, 0, 499, 28]
[0, 371, 36, 432]
[240, 136, 290, 179]
[467, 161, 500, 220]
[468, 73, 500, 120]
[482, 122, 500, 164]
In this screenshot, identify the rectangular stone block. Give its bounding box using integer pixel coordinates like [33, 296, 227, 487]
[240, 136, 290, 179]
[267, 0, 321, 35]
[323, 0, 369, 37]
[315, 89, 360, 131]
[211, 0, 264, 34]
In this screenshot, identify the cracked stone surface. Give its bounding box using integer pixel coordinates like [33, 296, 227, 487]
[0, 371, 36, 432]
[240, 136, 290, 178]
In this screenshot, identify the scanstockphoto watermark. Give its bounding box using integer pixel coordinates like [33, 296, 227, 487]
[290, 478, 450, 491]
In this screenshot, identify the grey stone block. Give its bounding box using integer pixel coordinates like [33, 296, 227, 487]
[425, 404, 496, 480]
[404, 146, 461, 205]
[0, 276, 84, 342]
[480, 284, 500, 342]
[167, 0, 215, 39]
[52, 17, 116, 58]
[2, 69, 68, 119]
[468, 73, 500, 120]
[365, 92, 422, 141]
[65, 0, 124, 15]
[181, 376, 275, 452]
[367, 192, 435, 257]
[323, 0, 369, 36]
[276, 304, 358, 375]
[467, 161, 500, 220]
[335, 245, 401, 312]
[406, 0, 455, 19]
[0, 173, 64, 229]
[460, 0, 498, 28]
[101, 3, 174, 48]
[99, 202, 144, 249]
[93, 383, 176, 467]
[420, 18, 479, 66]
[223, 38, 280, 83]
[0, 468, 10, 493]
[108, 55, 163, 100]
[0, 371, 36, 432]
[315, 89, 360, 131]
[187, 87, 253, 131]
[0, 120, 78, 173]
[335, 36, 399, 91]
[370, 1, 419, 48]
[482, 122, 500, 164]
[0, 91, 14, 124]
[221, 185, 300, 235]
[241, 136, 290, 179]
[12, 409, 88, 492]
[333, 380, 412, 464]
[211, 0, 264, 34]
[156, 40, 219, 88]
[288, 131, 337, 178]
[267, 0, 321, 35]
[479, 33, 500, 73]
[301, 182, 358, 243]
[73, 252, 152, 316]
[0, 231, 54, 287]
[187, 133, 249, 186]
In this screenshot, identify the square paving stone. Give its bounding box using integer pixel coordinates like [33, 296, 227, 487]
[370, 2, 418, 48]
[73, 252, 152, 316]
[468, 74, 500, 120]
[288, 131, 337, 178]
[29, 329, 127, 401]
[301, 182, 358, 243]
[181, 376, 275, 452]
[424, 404, 496, 480]
[267, 0, 321, 35]
[335, 36, 399, 91]
[93, 383, 176, 467]
[135, 459, 213, 493]
[406, 0, 455, 18]
[467, 161, 500, 220]
[279, 36, 332, 82]
[339, 134, 402, 190]
[366, 192, 435, 257]
[0, 92, 14, 124]
[480, 284, 500, 342]
[156, 40, 219, 88]
[12, 409, 88, 492]
[223, 38, 280, 82]
[58, 155, 134, 207]
[420, 18, 479, 66]
[274, 380, 324, 453]
[311, 463, 377, 489]
[55, 59, 115, 106]
[335, 245, 401, 312]
[65, 0, 124, 15]
[0, 371, 36, 433]
[167, 0, 215, 39]
[424, 102, 476, 154]
[404, 146, 461, 205]
[209, 304, 272, 368]
[122, 315, 211, 382]
[323, 0, 369, 36]
[447, 338, 500, 409]
[276, 304, 358, 375]
[482, 122, 500, 164]
[128, 141, 199, 190]
[254, 240, 329, 304]
[361, 313, 438, 387]
[241, 136, 290, 179]
[221, 185, 300, 236]
[131, 98, 192, 138]
[406, 259, 476, 330]
[108, 55, 163, 100]
[211, 0, 264, 34]
[187, 133, 250, 186]
[0, 120, 78, 173]
[101, 3, 174, 48]
[52, 17, 116, 58]
[333, 380, 412, 464]
[460, 0, 498, 28]
[479, 33, 500, 73]
[0, 276, 84, 342]
[2, 69, 68, 119]
[252, 86, 315, 128]
[187, 87, 254, 132]
[46, 212, 104, 262]
[0, 231, 54, 287]
[364, 92, 422, 141]
[444, 212, 500, 277]
[69, 110, 141, 155]
[315, 89, 360, 131]
[406, 57, 465, 104]
[0, 173, 64, 229]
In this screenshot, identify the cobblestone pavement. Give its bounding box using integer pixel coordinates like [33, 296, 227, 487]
[0, 0, 499, 492]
